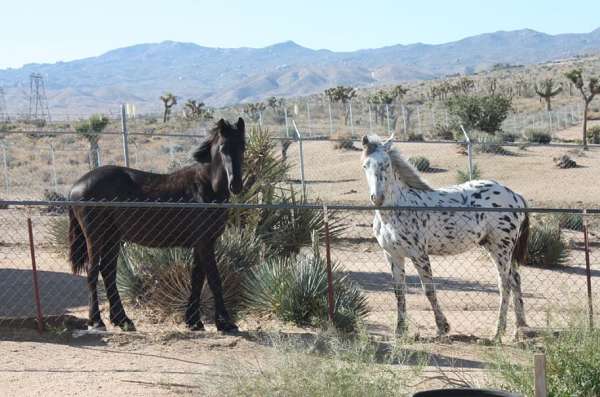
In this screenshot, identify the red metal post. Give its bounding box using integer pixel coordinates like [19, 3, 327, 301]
[27, 218, 44, 333]
[323, 205, 334, 323]
[583, 211, 594, 329]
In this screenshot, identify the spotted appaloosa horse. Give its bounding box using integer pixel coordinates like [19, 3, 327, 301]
[361, 134, 529, 339]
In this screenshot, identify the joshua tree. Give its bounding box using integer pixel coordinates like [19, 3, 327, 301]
[565, 69, 600, 149]
[183, 99, 211, 120]
[324, 86, 357, 125]
[243, 102, 266, 123]
[160, 93, 177, 123]
[535, 79, 563, 111]
[76, 114, 109, 169]
[266, 96, 286, 123]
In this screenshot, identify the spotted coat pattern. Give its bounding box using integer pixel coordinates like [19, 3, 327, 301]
[361, 135, 529, 339]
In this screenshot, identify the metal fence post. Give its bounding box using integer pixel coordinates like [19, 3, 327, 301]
[328, 100, 334, 136]
[385, 104, 391, 135]
[284, 105, 290, 138]
[291, 120, 306, 200]
[368, 104, 373, 133]
[49, 143, 57, 191]
[583, 209, 594, 329]
[349, 100, 355, 138]
[121, 104, 130, 167]
[461, 125, 473, 180]
[2, 143, 10, 195]
[323, 204, 334, 323]
[306, 101, 312, 136]
[27, 218, 44, 334]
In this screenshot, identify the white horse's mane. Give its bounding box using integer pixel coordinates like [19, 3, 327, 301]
[365, 135, 433, 191]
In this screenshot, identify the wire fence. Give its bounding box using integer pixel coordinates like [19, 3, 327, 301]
[0, 201, 598, 339]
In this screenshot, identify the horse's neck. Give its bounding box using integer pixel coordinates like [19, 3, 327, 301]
[208, 154, 230, 203]
[376, 171, 417, 222]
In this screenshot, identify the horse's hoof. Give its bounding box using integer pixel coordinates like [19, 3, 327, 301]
[187, 321, 206, 332]
[437, 321, 450, 336]
[117, 319, 136, 332]
[216, 319, 239, 333]
[88, 321, 106, 331]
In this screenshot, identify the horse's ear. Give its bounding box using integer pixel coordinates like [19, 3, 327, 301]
[383, 136, 394, 152]
[193, 139, 212, 163]
[361, 135, 370, 147]
[236, 117, 245, 132]
[217, 118, 227, 133]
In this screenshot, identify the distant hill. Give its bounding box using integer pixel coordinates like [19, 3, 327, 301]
[1, 27, 600, 114]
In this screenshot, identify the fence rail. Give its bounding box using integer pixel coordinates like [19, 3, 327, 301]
[0, 201, 598, 339]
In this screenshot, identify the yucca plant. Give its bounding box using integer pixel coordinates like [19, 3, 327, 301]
[553, 212, 585, 232]
[408, 156, 431, 172]
[115, 228, 268, 320]
[472, 132, 513, 155]
[456, 164, 481, 183]
[524, 128, 552, 144]
[243, 233, 368, 332]
[526, 218, 569, 268]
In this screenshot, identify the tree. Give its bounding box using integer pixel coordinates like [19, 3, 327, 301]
[324, 86, 357, 125]
[184, 99, 211, 121]
[243, 102, 266, 123]
[160, 93, 177, 123]
[446, 95, 512, 134]
[565, 69, 600, 149]
[76, 114, 109, 169]
[535, 79, 563, 111]
[266, 96, 286, 123]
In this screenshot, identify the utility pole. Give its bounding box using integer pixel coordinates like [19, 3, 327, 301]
[28, 73, 51, 123]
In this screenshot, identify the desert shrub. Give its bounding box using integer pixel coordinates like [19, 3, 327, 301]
[48, 215, 69, 251]
[115, 227, 267, 320]
[408, 156, 431, 172]
[407, 132, 424, 142]
[553, 212, 584, 232]
[587, 125, 600, 144]
[222, 329, 424, 397]
[488, 324, 600, 396]
[446, 94, 512, 134]
[471, 132, 513, 155]
[456, 164, 481, 183]
[243, 234, 368, 332]
[499, 131, 521, 143]
[524, 128, 552, 144]
[42, 189, 67, 214]
[526, 218, 568, 268]
[432, 123, 457, 140]
[331, 132, 357, 150]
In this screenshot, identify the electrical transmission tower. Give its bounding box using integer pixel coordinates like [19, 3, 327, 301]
[28, 73, 51, 123]
[0, 88, 7, 122]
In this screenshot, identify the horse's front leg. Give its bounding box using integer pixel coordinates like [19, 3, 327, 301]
[412, 255, 450, 336]
[386, 253, 407, 336]
[196, 241, 238, 332]
[100, 240, 135, 331]
[185, 249, 207, 331]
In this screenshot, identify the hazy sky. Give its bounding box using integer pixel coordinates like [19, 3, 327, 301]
[1, 0, 599, 69]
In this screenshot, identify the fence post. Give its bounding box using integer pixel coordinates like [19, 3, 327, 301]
[385, 104, 391, 135]
[417, 105, 422, 135]
[349, 100, 355, 138]
[49, 144, 57, 191]
[27, 218, 44, 334]
[306, 101, 312, 136]
[328, 100, 334, 136]
[323, 204, 335, 323]
[291, 120, 306, 200]
[460, 125, 473, 180]
[402, 104, 407, 136]
[121, 104, 130, 167]
[583, 209, 594, 329]
[368, 104, 373, 133]
[534, 353, 548, 397]
[284, 105, 290, 138]
[2, 143, 9, 195]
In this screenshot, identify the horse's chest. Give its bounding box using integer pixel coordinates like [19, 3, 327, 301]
[373, 216, 416, 257]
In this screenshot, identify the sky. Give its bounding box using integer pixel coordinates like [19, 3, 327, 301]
[1, 0, 599, 69]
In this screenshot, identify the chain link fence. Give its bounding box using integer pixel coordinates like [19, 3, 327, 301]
[1, 201, 598, 340]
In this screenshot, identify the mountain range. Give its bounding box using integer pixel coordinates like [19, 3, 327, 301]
[1, 27, 600, 114]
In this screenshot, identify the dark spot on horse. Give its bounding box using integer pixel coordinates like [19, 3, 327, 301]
[473, 193, 482, 199]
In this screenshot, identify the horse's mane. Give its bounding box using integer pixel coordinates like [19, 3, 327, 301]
[192, 120, 233, 163]
[365, 135, 433, 191]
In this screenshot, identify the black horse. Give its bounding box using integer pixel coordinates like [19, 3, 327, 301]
[68, 118, 245, 332]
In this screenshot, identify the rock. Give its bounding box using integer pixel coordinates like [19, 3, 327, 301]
[553, 154, 577, 169]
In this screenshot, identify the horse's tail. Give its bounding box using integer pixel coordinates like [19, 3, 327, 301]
[69, 208, 88, 275]
[513, 211, 529, 266]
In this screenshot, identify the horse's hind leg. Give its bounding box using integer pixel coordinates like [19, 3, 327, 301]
[86, 252, 105, 330]
[100, 236, 135, 331]
[386, 253, 408, 335]
[510, 264, 527, 330]
[485, 243, 512, 340]
[412, 255, 450, 335]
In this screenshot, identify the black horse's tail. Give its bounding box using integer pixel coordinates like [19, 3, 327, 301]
[69, 208, 88, 275]
[513, 212, 529, 266]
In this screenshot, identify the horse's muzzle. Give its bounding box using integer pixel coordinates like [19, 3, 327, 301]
[370, 194, 384, 207]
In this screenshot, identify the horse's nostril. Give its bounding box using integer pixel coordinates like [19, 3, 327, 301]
[370, 194, 376, 202]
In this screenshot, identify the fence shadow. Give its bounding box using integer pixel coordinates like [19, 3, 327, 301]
[0, 268, 87, 318]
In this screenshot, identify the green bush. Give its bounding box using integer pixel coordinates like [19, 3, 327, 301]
[500, 131, 521, 143]
[407, 132, 424, 142]
[48, 215, 69, 252]
[115, 227, 267, 319]
[243, 234, 368, 332]
[456, 164, 481, 183]
[446, 94, 512, 134]
[471, 132, 513, 155]
[526, 218, 568, 268]
[553, 212, 584, 232]
[524, 128, 552, 144]
[488, 325, 600, 396]
[408, 156, 431, 172]
[587, 125, 600, 144]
